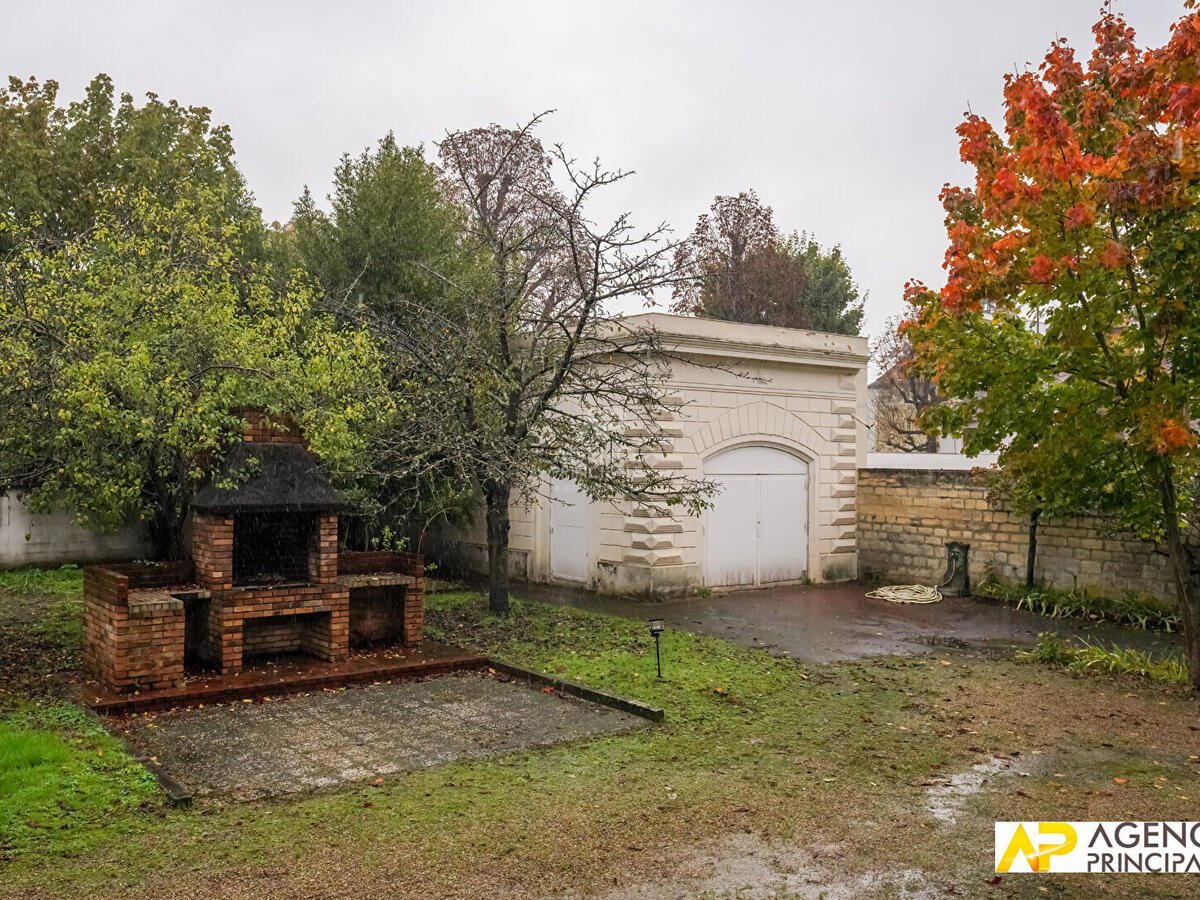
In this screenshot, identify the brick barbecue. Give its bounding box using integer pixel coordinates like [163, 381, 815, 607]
[83, 413, 425, 693]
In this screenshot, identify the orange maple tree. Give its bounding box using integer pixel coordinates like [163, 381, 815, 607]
[905, 5, 1200, 686]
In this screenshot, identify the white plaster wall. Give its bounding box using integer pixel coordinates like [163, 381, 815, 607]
[0, 493, 150, 568]
[453, 315, 869, 595]
[530, 356, 861, 589]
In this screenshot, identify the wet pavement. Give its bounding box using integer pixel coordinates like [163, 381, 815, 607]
[121, 671, 647, 800]
[523, 582, 1181, 663]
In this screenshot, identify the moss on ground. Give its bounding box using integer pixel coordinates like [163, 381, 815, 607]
[0, 578, 1197, 898]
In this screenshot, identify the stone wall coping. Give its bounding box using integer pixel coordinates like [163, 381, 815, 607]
[859, 467, 986, 479]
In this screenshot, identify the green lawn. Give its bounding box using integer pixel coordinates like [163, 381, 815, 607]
[0, 565, 87, 690]
[1, 569, 1198, 898]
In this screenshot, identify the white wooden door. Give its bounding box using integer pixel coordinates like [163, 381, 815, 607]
[705, 473, 759, 587]
[550, 477, 591, 583]
[756, 475, 809, 583]
[704, 446, 808, 587]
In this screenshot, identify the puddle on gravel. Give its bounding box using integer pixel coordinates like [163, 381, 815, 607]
[924, 755, 1021, 824]
[908, 633, 1020, 660]
[922, 744, 1137, 825]
[594, 746, 1155, 899]
[588, 832, 938, 900]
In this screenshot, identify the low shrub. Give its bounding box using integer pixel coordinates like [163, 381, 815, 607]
[1017, 632, 1190, 686]
[977, 581, 1179, 632]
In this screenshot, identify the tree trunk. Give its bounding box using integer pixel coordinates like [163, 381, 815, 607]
[483, 479, 512, 615]
[149, 502, 186, 560]
[1026, 508, 1041, 589]
[1157, 470, 1200, 691]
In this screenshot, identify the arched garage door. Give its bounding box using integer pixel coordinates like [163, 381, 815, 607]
[704, 445, 809, 588]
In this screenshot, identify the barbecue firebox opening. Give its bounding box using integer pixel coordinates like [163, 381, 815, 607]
[233, 511, 317, 586]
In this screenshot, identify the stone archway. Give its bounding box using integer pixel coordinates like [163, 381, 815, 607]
[689, 401, 828, 461]
[703, 443, 811, 587]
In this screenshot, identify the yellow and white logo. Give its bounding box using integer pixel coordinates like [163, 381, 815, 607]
[996, 822, 1076, 872]
[996, 822, 1200, 874]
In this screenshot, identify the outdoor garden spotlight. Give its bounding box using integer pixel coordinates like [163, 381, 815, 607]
[648, 618, 665, 678]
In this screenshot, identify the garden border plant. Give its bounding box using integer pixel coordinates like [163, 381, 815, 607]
[976, 580, 1179, 632]
[1017, 632, 1190, 686]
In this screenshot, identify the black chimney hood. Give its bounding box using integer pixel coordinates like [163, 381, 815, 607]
[192, 442, 347, 514]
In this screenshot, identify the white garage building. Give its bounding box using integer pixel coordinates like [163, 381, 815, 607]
[455, 313, 869, 597]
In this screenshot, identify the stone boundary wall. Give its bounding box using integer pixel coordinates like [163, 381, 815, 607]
[857, 468, 1177, 603]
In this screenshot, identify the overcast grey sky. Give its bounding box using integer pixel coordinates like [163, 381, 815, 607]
[3, 1, 1185, 337]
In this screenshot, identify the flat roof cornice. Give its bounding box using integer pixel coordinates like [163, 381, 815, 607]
[614, 312, 869, 370]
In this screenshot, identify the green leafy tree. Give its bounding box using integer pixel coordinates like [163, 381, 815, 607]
[292, 135, 468, 316]
[0, 78, 384, 556]
[905, 9, 1200, 687]
[290, 135, 481, 550]
[784, 233, 865, 335]
[0, 74, 259, 257]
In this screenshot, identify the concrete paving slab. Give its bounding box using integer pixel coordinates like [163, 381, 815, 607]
[120, 671, 647, 800]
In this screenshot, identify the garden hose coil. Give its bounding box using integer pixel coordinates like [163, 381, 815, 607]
[863, 584, 943, 604]
[864, 554, 963, 604]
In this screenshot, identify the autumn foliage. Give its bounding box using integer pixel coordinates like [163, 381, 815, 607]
[904, 6, 1200, 686]
[672, 191, 863, 334]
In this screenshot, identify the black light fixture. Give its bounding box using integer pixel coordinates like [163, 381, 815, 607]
[648, 618, 665, 678]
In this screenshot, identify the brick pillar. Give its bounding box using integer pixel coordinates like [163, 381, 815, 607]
[403, 553, 425, 649]
[304, 591, 350, 662]
[126, 596, 186, 690]
[309, 514, 339, 584]
[208, 597, 242, 673]
[83, 566, 186, 692]
[193, 512, 234, 590]
[83, 567, 130, 687]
